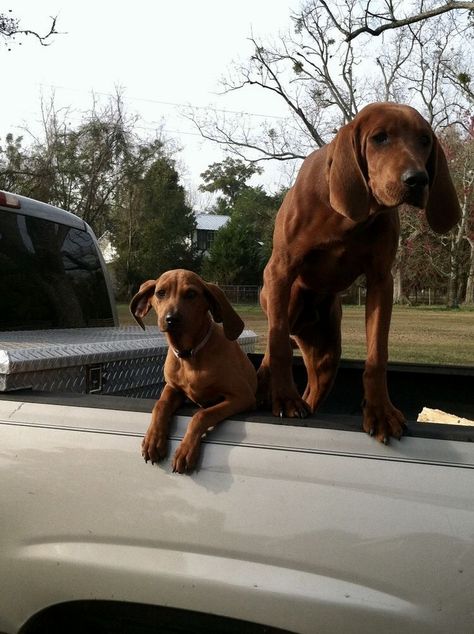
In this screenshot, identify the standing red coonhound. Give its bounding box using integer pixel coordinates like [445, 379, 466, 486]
[258, 102, 461, 442]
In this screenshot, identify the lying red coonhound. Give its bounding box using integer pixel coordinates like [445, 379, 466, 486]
[258, 102, 460, 442]
[130, 269, 257, 473]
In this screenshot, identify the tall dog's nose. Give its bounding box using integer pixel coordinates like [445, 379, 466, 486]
[402, 170, 428, 188]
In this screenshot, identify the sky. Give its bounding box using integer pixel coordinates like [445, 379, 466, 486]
[2, 0, 301, 206]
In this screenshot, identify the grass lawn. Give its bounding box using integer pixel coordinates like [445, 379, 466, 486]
[118, 303, 474, 367]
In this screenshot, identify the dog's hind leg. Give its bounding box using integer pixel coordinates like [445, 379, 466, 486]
[292, 294, 342, 413]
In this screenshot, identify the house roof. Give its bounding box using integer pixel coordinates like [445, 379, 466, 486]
[195, 213, 229, 231]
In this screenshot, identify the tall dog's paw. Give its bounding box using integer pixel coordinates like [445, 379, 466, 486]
[172, 439, 201, 474]
[141, 432, 168, 465]
[362, 401, 407, 444]
[272, 393, 311, 419]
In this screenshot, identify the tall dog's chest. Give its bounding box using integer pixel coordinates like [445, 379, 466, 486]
[297, 210, 400, 292]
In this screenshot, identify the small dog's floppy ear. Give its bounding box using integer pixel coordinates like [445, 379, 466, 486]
[203, 282, 244, 340]
[129, 280, 156, 330]
[327, 121, 370, 222]
[425, 135, 461, 234]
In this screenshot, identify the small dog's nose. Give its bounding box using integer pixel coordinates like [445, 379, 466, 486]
[402, 170, 428, 188]
[165, 312, 180, 326]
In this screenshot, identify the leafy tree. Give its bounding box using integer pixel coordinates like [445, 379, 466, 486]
[0, 93, 165, 237]
[199, 164, 285, 284]
[0, 92, 200, 300]
[113, 156, 199, 297]
[0, 134, 30, 191]
[25, 94, 144, 236]
[231, 185, 284, 263]
[199, 157, 262, 214]
[202, 218, 262, 285]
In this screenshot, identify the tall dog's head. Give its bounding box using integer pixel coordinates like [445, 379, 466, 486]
[326, 102, 461, 233]
[129, 269, 244, 346]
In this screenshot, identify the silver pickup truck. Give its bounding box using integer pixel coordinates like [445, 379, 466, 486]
[1, 192, 473, 634]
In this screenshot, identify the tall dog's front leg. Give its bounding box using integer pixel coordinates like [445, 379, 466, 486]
[142, 384, 184, 463]
[363, 274, 406, 443]
[259, 257, 309, 419]
[173, 395, 255, 473]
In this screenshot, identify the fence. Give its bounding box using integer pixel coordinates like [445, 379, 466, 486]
[220, 285, 262, 304]
[350, 287, 450, 306]
[220, 285, 450, 306]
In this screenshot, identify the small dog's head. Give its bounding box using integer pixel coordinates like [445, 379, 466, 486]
[326, 102, 460, 233]
[130, 269, 244, 346]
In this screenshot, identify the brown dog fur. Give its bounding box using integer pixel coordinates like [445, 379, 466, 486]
[130, 269, 257, 472]
[258, 102, 460, 442]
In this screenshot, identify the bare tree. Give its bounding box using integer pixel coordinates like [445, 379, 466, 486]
[187, 0, 472, 164]
[1, 10, 58, 49]
[186, 2, 364, 163]
[319, 0, 474, 42]
[187, 0, 473, 304]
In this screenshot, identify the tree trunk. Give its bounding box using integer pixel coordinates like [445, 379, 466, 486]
[464, 238, 474, 305]
[446, 240, 459, 308]
[392, 237, 404, 303]
[393, 262, 403, 303]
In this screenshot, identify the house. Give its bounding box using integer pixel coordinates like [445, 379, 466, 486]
[97, 231, 118, 264]
[193, 213, 229, 255]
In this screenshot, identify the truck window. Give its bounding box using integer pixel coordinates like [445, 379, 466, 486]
[0, 211, 114, 330]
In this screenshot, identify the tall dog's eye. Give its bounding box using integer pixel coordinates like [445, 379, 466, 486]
[184, 289, 198, 300]
[372, 131, 389, 145]
[155, 289, 166, 299]
[419, 134, 431, 147]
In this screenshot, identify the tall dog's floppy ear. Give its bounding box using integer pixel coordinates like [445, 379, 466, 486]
[327, 122, 370, 222]
[129, 280, 156, 330]
[425, 135, 461, 234]
[204, 282, 244, 340]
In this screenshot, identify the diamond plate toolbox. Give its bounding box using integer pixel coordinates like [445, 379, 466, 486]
[0, 327, 258, 398]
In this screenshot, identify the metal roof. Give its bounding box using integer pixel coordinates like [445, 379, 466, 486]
[195, 213, 230, 231]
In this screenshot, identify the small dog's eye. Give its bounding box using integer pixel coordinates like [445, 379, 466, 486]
[155, 289, 166, 299]
[372, 131, 388, 145]
[419, 134, 431, 147]
[184, 289, 198, 300]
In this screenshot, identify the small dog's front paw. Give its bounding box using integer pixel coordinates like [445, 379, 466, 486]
[141, 433, 168, 464]
[172, 439, 200, 474]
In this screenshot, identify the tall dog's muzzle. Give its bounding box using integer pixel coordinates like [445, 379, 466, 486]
[401, 169, 429, 207]
[402, 169, 428, 189]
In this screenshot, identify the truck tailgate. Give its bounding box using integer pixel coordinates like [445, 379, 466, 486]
[1, 399, 474, 633]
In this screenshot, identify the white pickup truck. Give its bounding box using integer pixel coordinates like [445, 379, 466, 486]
[1, 192, 473, 634]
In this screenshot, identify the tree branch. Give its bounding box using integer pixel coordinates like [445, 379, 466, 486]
[338, 2, 474, 42]
[1, 14, 58, 47]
